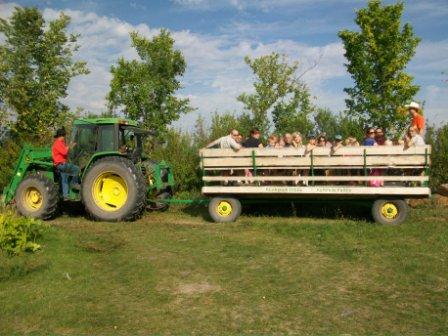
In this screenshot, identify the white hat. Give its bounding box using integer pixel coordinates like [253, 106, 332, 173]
[407, 101, 420, 110]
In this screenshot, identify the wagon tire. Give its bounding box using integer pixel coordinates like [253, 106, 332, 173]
[208, 197, 241, 223]
[372, 199, 408, 225]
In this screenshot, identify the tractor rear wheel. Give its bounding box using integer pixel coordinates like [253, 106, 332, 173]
[82, 157, 146, 221]
[15, 174, 59, 219]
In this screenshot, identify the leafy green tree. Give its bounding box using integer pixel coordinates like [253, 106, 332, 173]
[238, 53, 314, 136]
[108, 30, 193, 134]
[313, 108, 339, 139]
[208, 111, 243, 141]
[339, 0, 420, 136]
[0, 7, 89, 140]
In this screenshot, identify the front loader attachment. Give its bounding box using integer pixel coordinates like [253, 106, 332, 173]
[1, 145, 53, 206]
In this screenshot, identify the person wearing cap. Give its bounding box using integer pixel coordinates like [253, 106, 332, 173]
[52, 127, 80, 200]
[305, 133, 317, 154]
[331, 135, 344, 153]
[408, 101, 425, 135]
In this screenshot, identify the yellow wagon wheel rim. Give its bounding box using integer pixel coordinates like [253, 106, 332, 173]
[381, 202, 398, 220]
[23, 187, 43, 211]
[217, 201, 232, 217]
[92, 172, 128, 212]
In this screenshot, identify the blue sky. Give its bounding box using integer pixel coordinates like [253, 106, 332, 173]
[1, 0, 447, 130]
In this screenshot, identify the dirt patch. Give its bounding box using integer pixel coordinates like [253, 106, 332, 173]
[408, 194, 448, 208]
[176, 282, 221, 295]
[76, 234, 125, 253]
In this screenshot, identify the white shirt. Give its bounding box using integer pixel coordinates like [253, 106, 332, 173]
[411, 134, 425, 146]
[206, 135, 241, 150]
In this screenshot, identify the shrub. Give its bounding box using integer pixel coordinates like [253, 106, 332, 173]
[0, 139, 21, 191]
[426, 124, 448, 190]
[0, 211, 49, 255]
[151, 129, 202, 193]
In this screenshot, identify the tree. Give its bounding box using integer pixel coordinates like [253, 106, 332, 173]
[238, 53, 314, 136]
[0, 7, 89, 140]
[339, 0, 420, 136]
[108, 30, 193, 134]
[313, 108, 339, 139]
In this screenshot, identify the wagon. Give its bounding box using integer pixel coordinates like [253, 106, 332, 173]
[199, 145, 431, 225]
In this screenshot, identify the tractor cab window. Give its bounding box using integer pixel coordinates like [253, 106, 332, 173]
[119, 126, 146, 161]
[70, 125, 97, 169]
[97, 125, 115, 152]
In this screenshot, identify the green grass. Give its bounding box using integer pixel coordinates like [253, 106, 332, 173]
[1, 203, 447, 335]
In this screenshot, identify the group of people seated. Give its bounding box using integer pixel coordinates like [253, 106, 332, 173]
[205, 125, 425, 152]
[204, 102, 427, 187]
[205, 102, 426, 151]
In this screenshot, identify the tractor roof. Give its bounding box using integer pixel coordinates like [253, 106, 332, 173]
[74, 117, 139, 127]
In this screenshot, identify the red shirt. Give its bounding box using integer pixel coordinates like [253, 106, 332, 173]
[52, 138, 69, 165]
[412, 113, 425, 132]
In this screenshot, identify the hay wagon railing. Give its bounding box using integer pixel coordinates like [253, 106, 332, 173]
[199, 145, 431, 197]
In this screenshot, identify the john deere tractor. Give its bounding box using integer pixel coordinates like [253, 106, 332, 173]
[1, 118, 174, 221]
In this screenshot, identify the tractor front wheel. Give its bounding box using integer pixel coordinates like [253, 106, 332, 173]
[82, 157, 146, 221]
[15, 174, 59, 219]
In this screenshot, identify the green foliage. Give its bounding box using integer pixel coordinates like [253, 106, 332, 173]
[0, 211, 48, 255]
[152, 129, 201, 192]
[339, 0, 420, 136]
[0, 7, 89, 140]
[314, 108, 339, 139]
[336, 112, 365, 140]
[0, 138, 21, 191]
[238, 53, 314, 135]
[108, 30, 193, 135]
[426, 124, 448, 190]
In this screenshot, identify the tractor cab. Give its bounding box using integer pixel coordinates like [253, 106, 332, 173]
[70, 118, 149, 169]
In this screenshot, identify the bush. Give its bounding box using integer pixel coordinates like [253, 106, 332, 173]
[0, 211, 49, 255]
[0, 139, 21, 191]
[426, 124, 448, 190]
[151, 129, 202, 193]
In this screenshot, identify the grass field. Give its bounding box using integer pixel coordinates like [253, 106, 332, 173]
[1, 202, 447, 335]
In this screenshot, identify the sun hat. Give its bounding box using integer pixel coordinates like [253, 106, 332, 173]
[407, 101, 420, 110]
[335, 134, 342, 141]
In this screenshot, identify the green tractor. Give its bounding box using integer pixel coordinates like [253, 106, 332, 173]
[1, 118, 174, 221]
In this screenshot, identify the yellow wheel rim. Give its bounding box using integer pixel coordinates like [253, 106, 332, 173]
[23, 187, 43, 211]
[92, 172, 128, 212]
[381, 202, 398, 220]
[217, 201, 232, 217]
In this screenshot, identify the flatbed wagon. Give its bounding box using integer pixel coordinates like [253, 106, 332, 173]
[200, 145, 431, 225]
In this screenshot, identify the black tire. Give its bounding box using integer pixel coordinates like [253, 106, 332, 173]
[208, 197, 241, 223]
[372, 199, 409, 225]
[82, 156, 146, 221]
[15, 174, 59, 220]
[147, 190, 171, 211]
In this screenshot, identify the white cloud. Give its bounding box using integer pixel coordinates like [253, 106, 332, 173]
[171, 0, 357, 12]
[1, 1, 446, 130]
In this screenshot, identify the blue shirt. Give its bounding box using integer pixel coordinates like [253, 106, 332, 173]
[363, 137, 376, 146]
